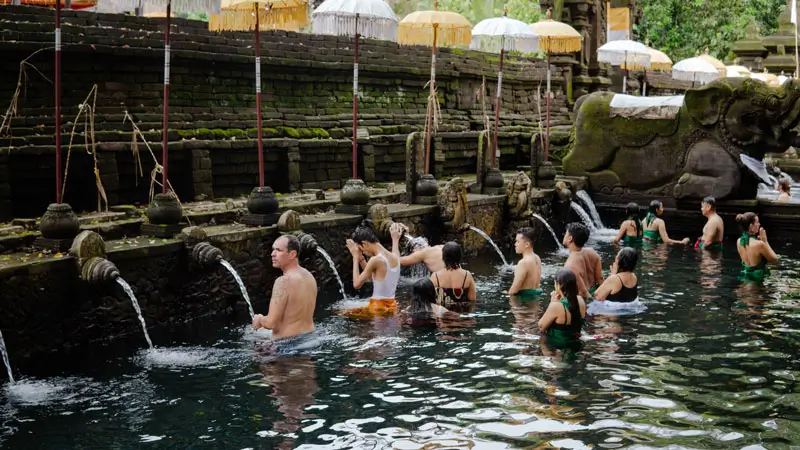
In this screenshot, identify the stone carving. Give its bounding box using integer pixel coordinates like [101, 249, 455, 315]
[563, 79, 800, 200]
[507, 172, 532, 219]
[367, 204, 395, 241]
[277, 210, 302, 232]
[438, 177, 470, 232]
[70, 230, 120, 283]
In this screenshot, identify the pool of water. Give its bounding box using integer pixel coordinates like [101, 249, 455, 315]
[2, 236, 800, 449]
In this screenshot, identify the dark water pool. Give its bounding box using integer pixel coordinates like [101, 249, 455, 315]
[2, 233, 800, 449]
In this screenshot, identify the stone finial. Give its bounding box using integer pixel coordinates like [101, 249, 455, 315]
[70, 230, 107, 261]
[277, 210, 302, 232]
[745, 17, 760, 38]
[179, 226, 209, 247]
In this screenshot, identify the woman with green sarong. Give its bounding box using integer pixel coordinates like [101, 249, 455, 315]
[642, 200, 691, 245]
[735, 212, 779, 282]
[539, 269, 586, 348]
[612, 202, 643, 245]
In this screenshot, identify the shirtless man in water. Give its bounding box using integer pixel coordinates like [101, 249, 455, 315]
[252, 235, 319, 354]
[507, 227, 542, 297]
[697, 196, 724, 250]
[562, 223, 602, 299]
[390, 223, 445, 273]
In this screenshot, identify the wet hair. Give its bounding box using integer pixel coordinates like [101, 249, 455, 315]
[616, 247, 638, 273]
[645, 200, 662, 227]
[778, 178, 791, 193]
[565, 222, 590, 248]
[736, 212, 758, 232]
[554, 268, 582, 333]
[409, 278, 436, 322]
[702, 196, 716, 209]
[649, 200, 662, 214]
[516, 227, 536, 246]
[442, 241, 463, 270]
[351, 220, 379, 245]
[279, 234, 300, 256]
[625, 202, 641, 234]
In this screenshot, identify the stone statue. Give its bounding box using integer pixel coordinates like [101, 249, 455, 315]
[507, 172, 532, 219]
[563, 78, 800, 200]
[438, 177, 470, 232]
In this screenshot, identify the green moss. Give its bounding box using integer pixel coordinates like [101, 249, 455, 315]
[196, 128, 213, 139]
[450, 48, 464, 55]
[298, 128, 314, 138]
[277, 127, 300, 138]
[227, 129, 246, 138]
[211, 129, 229, 139]
[310, 128, 330, 139]
[177, 130, 196, 139]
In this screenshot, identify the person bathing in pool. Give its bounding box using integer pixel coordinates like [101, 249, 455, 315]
[389, 222, 445, 273]
[777, 178, 792, 202]
[430, 242, 477, 312]
[563, 222, 603, 299]
[342, 221, 401, 317]
[697, 196, 724, 250]
[612, 202, 643, 245]
[736, 212, 779, 282]
[642, 200, 690, 245]
[507, 227, 542, 298]
[593, 247, 639, 302]
[539, 268, 586, 347]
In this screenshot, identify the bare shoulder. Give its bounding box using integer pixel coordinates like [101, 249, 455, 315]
[583, 247, 600, 259]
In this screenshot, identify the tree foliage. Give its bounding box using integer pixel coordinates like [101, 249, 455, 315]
[387, 0, 543, 24]
[634, 0, 785, 62]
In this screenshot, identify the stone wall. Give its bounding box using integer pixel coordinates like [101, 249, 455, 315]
[0, 5, 571, 219]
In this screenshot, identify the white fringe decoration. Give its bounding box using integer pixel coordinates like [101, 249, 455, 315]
[312, 14, 398, 41]
[98, 0, 221, 15]
[469, 35, 538, 54]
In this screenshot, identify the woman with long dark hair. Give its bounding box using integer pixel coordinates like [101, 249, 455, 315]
[405, 278, 450, 325]
[594, 247, 639, 302]
[430, 241, 477, 312]
[539, 269, 586, 346]
[736, 212, 779, 282]
[612, 202, 643, 245]
[642, 200, 690, 245]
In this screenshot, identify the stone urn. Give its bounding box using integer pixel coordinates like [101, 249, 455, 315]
[340, 178, 370, 205]
[537, 161, 557, 188]
[39, 203, 81, 240]
[146, 193, 183, 225]
[483, 167, 505, 189]
[415, 173, 438, 197]
[247, 186, 279, 215]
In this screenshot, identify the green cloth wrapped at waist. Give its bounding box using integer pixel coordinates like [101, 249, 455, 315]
[642, 229, 661, 244]
[514, 288, 543, 299]
[622, 234, 642, 245]
[695, 238, 723, 250]
[740, 260, 770, 282]
[589, 284, 600, 296]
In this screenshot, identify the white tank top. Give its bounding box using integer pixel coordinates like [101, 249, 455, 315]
[371, 252, 400, 300]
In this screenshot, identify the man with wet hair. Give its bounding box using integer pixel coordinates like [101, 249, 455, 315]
[252, 234, 319, 354]
[507, 227, 542, 297]
[697, 196, 724, 250]
[562, 222, 602, 299]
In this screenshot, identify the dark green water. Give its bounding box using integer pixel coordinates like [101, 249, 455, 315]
[2, 235, 800, 449]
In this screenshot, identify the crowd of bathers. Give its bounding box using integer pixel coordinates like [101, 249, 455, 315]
[251, 195, 781, 354]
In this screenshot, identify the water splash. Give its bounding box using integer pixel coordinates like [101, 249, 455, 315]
[115, 278, 154, 349]
[317, 247, 347, 299]
[0, 329, 14, 383]
[570, 203, 597, 233]
[532, 214, 565, 251]
[575, 190, 604, 229]
[404, 235, 431, 280]
[468, 226, 509, 266]
[220, 259, 254, 320]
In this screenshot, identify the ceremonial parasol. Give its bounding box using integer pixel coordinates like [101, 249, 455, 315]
[636, 46, 671, 96]
[530, 8, 582, 160]
[598, 39, 650, 93]
[209, 0, 308, 191]
[751, 70, 780, 86]
[470, 11, 538, 170]
[697, 47, 726, 77]
[672, 56, 720, 87]
[726, 65, 751, 78]
[398, 0, 471, 176]
[312, 0, 398, 181]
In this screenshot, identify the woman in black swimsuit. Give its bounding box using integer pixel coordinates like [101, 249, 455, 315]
[593, 247, 639, 302]
[430, 242, 477, 311]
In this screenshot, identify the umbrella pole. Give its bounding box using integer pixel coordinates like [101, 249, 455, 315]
[492, 45, 504, 170]
[55, 0, 62, 203]
[161, 1, 172, 194]
[425, 25, 437, 175]
[545, 52, 551, 161]
[255, 5, 264, 187]
[643, 71, 647, 96]
[352, 13, 359, 179]
[623, 69, 628, 93]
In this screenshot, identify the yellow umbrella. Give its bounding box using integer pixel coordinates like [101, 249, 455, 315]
[631, 46, 672, 96]
[398, 0, 471, 178]
[530, 8, 582, 161]
[209, 0, 308, 198]
[698, 47, 726, 77]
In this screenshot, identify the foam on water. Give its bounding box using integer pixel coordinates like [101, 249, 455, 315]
[137, 347, 227, 369]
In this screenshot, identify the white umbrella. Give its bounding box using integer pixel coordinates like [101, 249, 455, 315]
[598, 39, 651, 93]
[672, 57, 720, 86]
[726, 65, 751, 78]
[470, 14, 538, 169]
[312, 0, 398, 180]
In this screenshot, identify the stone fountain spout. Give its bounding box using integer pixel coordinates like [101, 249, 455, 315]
[438, 177, 471, 233]
[367, 204, 396, 241]
[70, 230, 121, 283]
[180, 226, 224, 266]
[277, 210, 318, 257]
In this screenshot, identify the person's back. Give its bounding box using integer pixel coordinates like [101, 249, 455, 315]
[539, 268, 586, 348]
[736, 212, 779, 282]
[613, 203, 642, 245]
[431, 242, 476, 310]
[389, 223, 445, 273]
[562, 222, 594, 299]
[581, 247, 603, 291]
[698, 197, 724, 250]
[422, 245, 445, 273]
[276, 267, 317, 339]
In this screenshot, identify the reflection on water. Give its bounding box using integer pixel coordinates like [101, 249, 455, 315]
[1, 240, 800, 448]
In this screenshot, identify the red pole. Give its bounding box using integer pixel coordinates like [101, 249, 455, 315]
[55, 0, 62, 203]
[255, 4, 264, 187]
[425, 25, 437, 175]
[492, 46, 504, 169]
[545, 52, 551, 160]
[352, 13, 359, 179]
[161, 1, 172, 194]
